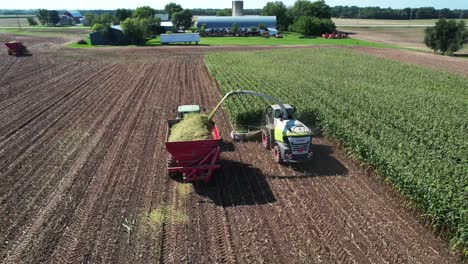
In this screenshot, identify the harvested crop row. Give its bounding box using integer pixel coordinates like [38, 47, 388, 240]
[205, 48, 468, 254]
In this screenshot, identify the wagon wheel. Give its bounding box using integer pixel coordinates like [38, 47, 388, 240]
[262, 128, 271, 150]
[273, 144, 284, 165]
[167, 154, 181, 180]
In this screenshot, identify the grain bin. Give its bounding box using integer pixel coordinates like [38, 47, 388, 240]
[232, 1, 244, 16]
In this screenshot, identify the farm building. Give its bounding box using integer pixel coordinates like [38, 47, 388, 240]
[89, 25, 127, 45]
[155, 14, 169, 21]
[63, 10, 83, 24]
[196, 16, 277, 31]
[161, 21, 176, 33]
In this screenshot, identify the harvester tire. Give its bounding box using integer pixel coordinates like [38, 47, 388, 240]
[273, 144, 284, 164]
[262, 128, 271, 150]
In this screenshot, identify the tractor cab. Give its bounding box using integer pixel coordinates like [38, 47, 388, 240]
[266, 104, 296, 125]
[177, 105, 201, 119]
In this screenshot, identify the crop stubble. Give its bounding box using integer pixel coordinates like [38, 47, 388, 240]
[0, 43, 459, 263]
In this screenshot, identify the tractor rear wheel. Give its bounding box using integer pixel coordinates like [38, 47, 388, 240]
[262, 128, 271, 150]
[273, 144, 284, 164]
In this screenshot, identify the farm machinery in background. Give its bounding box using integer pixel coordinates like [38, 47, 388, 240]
[322, 32, 349, 39]
[165, 90, 314, 182]
[5, 41, 31, 56]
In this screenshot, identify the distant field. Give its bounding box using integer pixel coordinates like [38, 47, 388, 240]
[339, 26, 468, 54]
[0, 15, 35, 18]
[0, 18, 30, 27]
[333, 18, 468, 27]
[0, 27, 91, 36]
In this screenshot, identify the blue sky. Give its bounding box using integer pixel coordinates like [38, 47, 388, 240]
[1, 0, 467, 10]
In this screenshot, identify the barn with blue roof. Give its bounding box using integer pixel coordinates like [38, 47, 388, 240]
[64, 10, 83, 23]
[196, 16, 277, 31]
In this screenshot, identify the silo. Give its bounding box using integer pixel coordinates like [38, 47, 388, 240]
[232, 1, 244, 16]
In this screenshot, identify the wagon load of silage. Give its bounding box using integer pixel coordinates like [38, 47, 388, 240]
[168, 114, 213, 142]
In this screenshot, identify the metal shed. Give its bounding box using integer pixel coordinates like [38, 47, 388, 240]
[196, 16, 277, 30]
[89, 25, 127, 46]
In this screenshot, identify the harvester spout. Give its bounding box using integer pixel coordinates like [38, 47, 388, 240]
[208, 90, 289, 120]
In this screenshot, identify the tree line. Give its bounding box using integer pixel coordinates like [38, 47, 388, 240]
[332, 6, 467, 20]
[1, 6, 467, 20]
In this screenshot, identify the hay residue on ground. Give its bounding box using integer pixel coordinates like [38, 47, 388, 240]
[168, 113, 213, 142]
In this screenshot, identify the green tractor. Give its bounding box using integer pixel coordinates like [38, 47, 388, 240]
[208, 90, 314, 164]
[176, 105, 201, 119]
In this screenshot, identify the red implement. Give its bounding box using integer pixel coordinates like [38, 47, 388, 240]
[5, 41, 29, 56]
[165, 120, 221, 182]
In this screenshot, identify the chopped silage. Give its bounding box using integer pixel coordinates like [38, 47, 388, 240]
[168, 114, 213, 142]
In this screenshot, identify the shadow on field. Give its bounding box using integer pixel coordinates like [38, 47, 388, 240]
[194, 160, 276, 206]
[271, 143, 348, 179]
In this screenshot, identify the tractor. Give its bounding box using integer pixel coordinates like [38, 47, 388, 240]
[261, 104, 313, 164]
[176, 105, 201, 119]
[208, 90, 314, 164]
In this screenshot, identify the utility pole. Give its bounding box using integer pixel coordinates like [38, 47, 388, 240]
[357, 8, 360, 25]
[409, 8, 413, 26]
[16, 13, 22, 31]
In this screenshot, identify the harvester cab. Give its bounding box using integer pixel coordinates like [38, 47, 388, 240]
[176, 105, 201, 119]
[262, 104, 314, 164]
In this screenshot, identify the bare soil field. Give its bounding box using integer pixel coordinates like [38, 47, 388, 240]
[339, 27, 468, 55]
[333, 18, 468, 27]
[0, 34, 461, 263]
[350, 46, 468, 76]
[0, 18, 29, 28]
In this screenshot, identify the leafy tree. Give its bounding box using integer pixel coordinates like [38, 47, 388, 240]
[171, 9, 192, 31]
[48, 10, 60, 25]
[249, 26, 257, 32]
[83, 13, 95, 26]
[231, 22, 238, 33]
[424, 19, 468, 55]
[121, 17, 150, 45]
[189, 26, 197, 33]
[98, 13, 114, 25]
[200, 23, 206, 32]
[258, 23, 267, 30]
[216, 9, 232, 16]
[115, 8, 133, 24]
[310, 0, 332, 19]
[92, 23, 106, 32]
[415, 7, 438, 19]
[133, 6, 156, 19]
[85, 13, 113, 27]
[291, 0, 331, 21]
[292, 16, 335, 36]
[261, 1, 291, 30]
[27, 17, 38, 26]
[65, 17, 74, 26]
[36, 9, 48, 25]
[165, 3, 183, 19]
